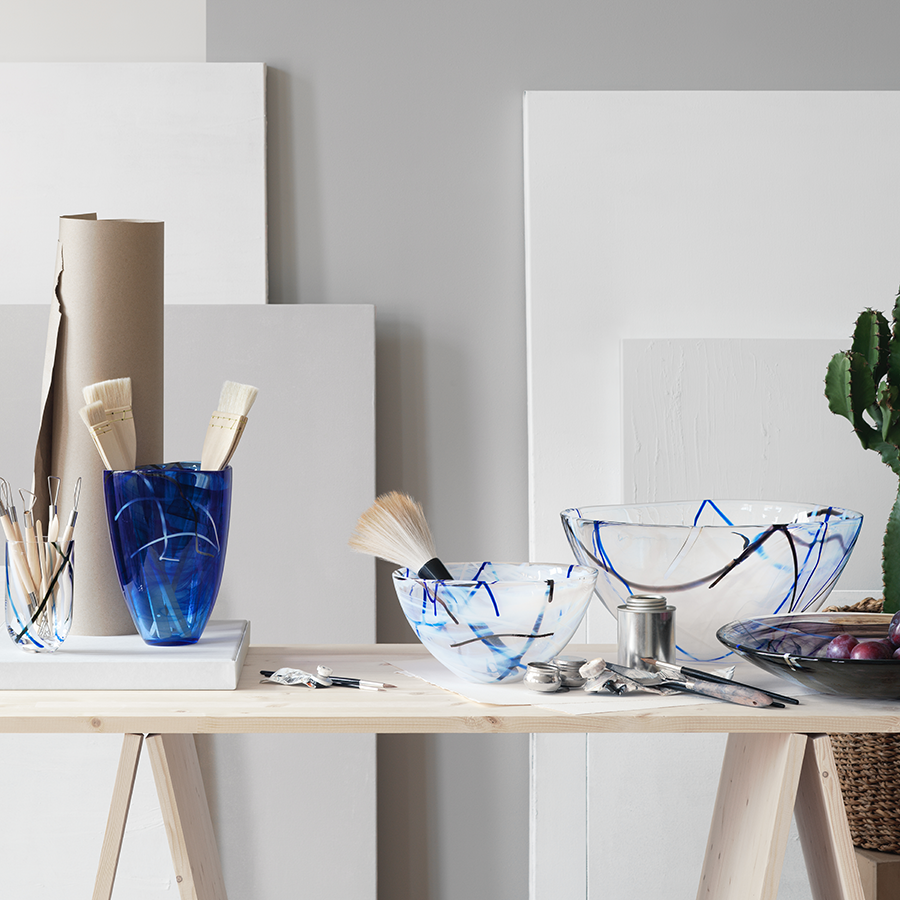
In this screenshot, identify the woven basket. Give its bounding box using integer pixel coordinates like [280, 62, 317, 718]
[824, 597, 900, 853]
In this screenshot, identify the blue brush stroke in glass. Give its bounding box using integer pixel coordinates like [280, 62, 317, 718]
[693, 499, 734, 527]
[104, 462, 232, 647]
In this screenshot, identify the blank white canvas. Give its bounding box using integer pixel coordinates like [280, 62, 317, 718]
[526, 90, 900, 626]
[524, 90, 900, 900]
[0, 63, 267, 304]
[0, 1, 205, 62]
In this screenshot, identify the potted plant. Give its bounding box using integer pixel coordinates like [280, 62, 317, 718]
[824, 290, 900, 857]
[825, 290, 900, 613]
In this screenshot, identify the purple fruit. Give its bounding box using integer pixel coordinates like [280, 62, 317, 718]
[851, 640, 892, 660]
[825, 633, 859, 659]
[889, 611, 900, 647]
[894, 646, 900, 659]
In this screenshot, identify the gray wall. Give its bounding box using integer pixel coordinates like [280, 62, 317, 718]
[207, 3, 900, 899]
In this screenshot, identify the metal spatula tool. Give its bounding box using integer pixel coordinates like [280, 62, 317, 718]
[606, 663, 782, 708]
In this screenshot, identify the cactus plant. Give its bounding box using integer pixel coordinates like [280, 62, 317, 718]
[825, 290, 900, 613]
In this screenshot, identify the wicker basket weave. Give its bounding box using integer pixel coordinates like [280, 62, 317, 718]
[824, 596, 900, 853]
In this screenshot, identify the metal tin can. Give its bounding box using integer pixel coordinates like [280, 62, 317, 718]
[551, 655, 587, 687]
[524, 662, 562, 692]
[616, 593, 675, 670]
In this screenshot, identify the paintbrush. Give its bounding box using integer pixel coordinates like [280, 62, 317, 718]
[83, 377, 136, 468]
[200, 380, 259, 470]
[349, 491, 454, 580]
[79, 401, 132, 470]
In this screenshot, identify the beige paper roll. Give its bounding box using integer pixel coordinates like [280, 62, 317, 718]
[34, 214, 164, 635]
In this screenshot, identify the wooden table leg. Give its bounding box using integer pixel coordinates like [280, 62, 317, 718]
[697, 732, 807, 900]
[794, 734, 865, 900]
[93, 733, 144, 900]
[147, 733, 228, 900]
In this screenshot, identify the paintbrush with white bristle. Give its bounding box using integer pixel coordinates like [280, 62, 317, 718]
[83, 377, 136, 469]
[79, 401, 132, 470]
[349, 491, 454, 580]
[200, 380, 259, 470]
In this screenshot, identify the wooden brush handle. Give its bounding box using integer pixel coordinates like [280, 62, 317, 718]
[669, 680, 778, 708]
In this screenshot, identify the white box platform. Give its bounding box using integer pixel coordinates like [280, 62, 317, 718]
[0, 619, 250, 690]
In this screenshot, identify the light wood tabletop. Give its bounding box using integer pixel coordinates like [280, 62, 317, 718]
[2, 642, 887, 900]
[1, 643, 898, 736]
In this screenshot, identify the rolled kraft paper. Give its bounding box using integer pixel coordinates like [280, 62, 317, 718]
[41, 215, 164, 635]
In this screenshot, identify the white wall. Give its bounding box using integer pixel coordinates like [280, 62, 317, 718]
[9, 3, 900, 899]
[208, 3, 900, 899]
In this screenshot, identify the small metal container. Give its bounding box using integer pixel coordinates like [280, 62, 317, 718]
[551, 655, 587, 687]
[524, 662, 563, 692]
[617, 593, 675, 670]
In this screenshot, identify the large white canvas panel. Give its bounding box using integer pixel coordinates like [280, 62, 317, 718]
[0, 304, 376, 898]
[0, 63, 267, 304]
[525, 91, 900, 634]
[0, 1, 205, 62]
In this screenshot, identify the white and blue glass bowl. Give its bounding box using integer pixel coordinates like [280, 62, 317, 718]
[392, 561, 597, 683]
[560, 501, 863, 663]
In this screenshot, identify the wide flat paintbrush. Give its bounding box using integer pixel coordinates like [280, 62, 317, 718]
[79, 401, 132, 470]
[200, 380, 259, 470]
[349, 491, 454, 580]
[83, 377, 136, 468]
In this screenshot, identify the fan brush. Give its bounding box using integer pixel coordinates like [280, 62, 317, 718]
[349, 491, 454, 580]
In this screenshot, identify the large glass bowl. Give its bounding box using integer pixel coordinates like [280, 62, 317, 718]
[560, 500, 862, 662]
[392, 561, 597, 683]
[717, 613, 900, 699]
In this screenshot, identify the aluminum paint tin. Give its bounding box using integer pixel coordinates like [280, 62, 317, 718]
[617, 593, 675, 670]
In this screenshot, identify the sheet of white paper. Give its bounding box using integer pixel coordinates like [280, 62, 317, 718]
[391, 655, 705, 714]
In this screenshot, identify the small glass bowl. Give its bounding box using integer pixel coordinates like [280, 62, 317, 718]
[393, 561, 597, 683]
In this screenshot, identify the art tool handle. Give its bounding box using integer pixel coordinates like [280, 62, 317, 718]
[417, 557, 454, 580]
[328, 676, 390, 690]
[678, 665, 799, 705]
[670, 679, 780, 708]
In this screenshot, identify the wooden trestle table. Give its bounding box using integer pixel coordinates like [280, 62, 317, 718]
[1, 643, 896, 900]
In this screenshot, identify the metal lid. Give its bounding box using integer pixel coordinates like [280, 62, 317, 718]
[621, 593, 668, 611]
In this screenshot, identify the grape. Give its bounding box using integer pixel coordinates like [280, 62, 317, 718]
[850, 640, 892, 660]
[824, 633, 859, 659]
[889, 610, 900, 647]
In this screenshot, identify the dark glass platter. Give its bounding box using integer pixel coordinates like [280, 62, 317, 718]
[716, 613, 900, 699]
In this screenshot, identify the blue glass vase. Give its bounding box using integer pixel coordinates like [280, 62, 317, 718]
[103, 462, 232, 646]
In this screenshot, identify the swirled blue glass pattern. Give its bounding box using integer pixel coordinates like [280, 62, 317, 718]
[104, 462, 232, 646]
[561, 500, 862, 663]
[393, 561, 596, 683]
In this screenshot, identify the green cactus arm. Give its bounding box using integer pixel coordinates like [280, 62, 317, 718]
[877, 381, 900, 442]
[871, 439, 900, 478]
[890, 289, 900, 392]
[852, 308, 891, 383]
[825, 350, 879, 447]
[882, 480, 900, 614]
